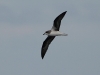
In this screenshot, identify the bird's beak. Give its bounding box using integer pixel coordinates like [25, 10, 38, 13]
[43, 33, 48, 35]
[43, 33, 45, 35]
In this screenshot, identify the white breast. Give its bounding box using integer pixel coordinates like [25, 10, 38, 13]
[48, 31, 67, 36]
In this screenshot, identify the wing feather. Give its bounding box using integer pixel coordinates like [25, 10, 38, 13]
[41, 36, 55, 59]
[52, 11, 67, 31]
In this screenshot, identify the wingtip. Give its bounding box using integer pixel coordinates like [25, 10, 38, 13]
[61, 11, 67, 16]
[41, 52, 45, 59]
[41, 55, 44, 59]
[64, 11, 67, 13]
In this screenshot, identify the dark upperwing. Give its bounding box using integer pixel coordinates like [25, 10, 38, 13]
[52, 11, 67, 31]
[41, 36, 55, 59]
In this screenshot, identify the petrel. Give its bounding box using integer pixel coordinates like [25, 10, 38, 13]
[41, 11, 68, 59]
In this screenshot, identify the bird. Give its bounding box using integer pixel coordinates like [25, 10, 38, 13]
[41, 11, 68, 59]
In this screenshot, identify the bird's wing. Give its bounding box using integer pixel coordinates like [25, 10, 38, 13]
[41, 36, 55, 59]
[52, 11, 67, 31]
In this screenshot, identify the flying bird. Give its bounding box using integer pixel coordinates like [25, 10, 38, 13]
[41, 11, 68, 59]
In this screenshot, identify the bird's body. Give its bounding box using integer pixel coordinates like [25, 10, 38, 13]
[41, 11, 67, 59]
[45, 30, 67, 36]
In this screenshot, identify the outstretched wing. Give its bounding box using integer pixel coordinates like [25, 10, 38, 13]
[52, 11, 67, 31]
[41, 36, 55, 59]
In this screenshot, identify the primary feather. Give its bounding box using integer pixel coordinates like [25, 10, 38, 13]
[41, 36, 55, 59]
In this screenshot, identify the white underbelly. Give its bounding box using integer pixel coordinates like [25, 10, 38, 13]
[48, 31, 67, 36]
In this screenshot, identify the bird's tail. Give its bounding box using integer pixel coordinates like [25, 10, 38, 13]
[62, 33, 68, 36]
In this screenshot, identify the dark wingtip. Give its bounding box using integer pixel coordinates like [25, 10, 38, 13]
[63, 11, 67, 14]
[58, 11, 67, 18]
[41, 54, 44, 59]
[41, 51, 45, 59]
[65, 11, 67, 13]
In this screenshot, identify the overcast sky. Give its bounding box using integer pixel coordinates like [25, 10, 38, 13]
[0, 0, 100, 75]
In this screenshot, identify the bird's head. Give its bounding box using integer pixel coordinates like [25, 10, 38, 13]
[43, 30, 51, 35]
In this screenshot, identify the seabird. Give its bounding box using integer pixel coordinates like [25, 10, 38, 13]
[41, 11, 68, 59]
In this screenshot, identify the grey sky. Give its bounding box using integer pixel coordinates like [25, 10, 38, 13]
[0, 0, 100, 75]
